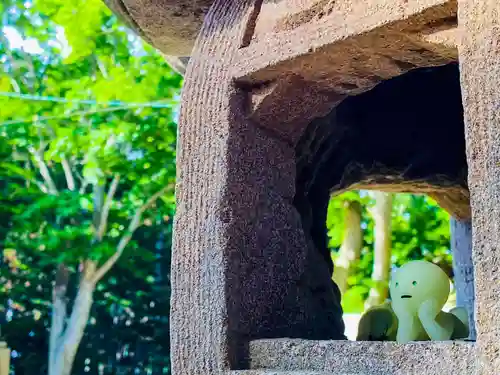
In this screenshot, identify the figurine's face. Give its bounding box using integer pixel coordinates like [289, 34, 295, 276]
[390, 260, 450, 313]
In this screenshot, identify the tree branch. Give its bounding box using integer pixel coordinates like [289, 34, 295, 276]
[96, 175, 120, 241]
[29, 139, 58, 195]
[35, 181, 49, 194]
[60, 157, 76, 191]
[91, 184, 172, 283]
[75, 159, 89, 194]
[26, 161, 48, 193]
[95, 56, 109, 79]
[92, 182, 105, 238]
[32, 150, 58, 195]
[79, 181, 89, 195]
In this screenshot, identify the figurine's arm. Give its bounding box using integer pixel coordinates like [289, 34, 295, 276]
[418, 299, 453, 341]
[392, 302, 420, 344]
[396, 313, 421, 344]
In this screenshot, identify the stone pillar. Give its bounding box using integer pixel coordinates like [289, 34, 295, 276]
[450, 218, 476, 340]
[170, 1, 343, 374]
[457, 0, 500, 371]
[0, 340, 10, 375]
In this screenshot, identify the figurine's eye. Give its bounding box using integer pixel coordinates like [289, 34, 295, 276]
[395, 282, 399, 287]
[412, 281, 417, 286]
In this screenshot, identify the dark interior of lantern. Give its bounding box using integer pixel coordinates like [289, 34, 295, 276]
[294, 62, 469, 339]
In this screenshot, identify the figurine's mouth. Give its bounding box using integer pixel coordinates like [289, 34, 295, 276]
[401, 295, 412, 299]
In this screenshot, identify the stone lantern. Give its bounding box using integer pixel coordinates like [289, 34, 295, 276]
[105, 1, 499, 374]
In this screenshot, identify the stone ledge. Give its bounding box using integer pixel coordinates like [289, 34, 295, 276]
[231, 372, 334, 375]
[234, 0, 457, 83]
[249, 339, 475, 375]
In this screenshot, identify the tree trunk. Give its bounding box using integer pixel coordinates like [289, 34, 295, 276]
[365, 191, 393, 309]
[49, 280, 95, 375]
[45, 181, 165, 375]
[333, 201, 363, 295]
[450, 218, 476, 340]
[49, 265, 69, 373]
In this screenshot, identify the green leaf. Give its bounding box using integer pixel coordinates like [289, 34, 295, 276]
[0, 162, 36, 180]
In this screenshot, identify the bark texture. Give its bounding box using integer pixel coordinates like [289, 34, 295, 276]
[49, 265, 96, 375]
[46, 179, 165, 375]
[333, 200, 363, 295]
[365, 192, 393, 309]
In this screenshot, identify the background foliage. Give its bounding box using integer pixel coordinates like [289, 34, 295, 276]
[0, 0, 181, 373]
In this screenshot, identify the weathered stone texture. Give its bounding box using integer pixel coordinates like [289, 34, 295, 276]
[104, 0, 500, 374]
[295, 62, 469, 276]
[171, 2, 345, 374]
[450, 219, 476, 340]
[231, 372, 338, 375]
[103, 0, 212, 55]
[249, 339, 476, 374]
[170, 3, 252, 373]
[457, 0, 500, 372]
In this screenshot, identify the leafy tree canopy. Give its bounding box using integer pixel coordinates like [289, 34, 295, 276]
[0, 0, 182, 373]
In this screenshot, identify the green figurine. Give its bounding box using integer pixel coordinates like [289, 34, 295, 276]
[356, 301, 398, 341]
[390, 260, 469, 343]
[356, 260, 469, 343]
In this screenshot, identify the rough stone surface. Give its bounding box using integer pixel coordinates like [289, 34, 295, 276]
[295, 62, 469, 275]
[450, 218, 476, 340]
[457, 0, 500, 373]
[231, 372, 335, 375]
[116, 0, 500, 374]
[249, 339, 476, 374]
[103, 0, 213, 55]
[170, 4, 255, 373]
[171, 2, 344, 374]
[234, 0, 458, 79]
[244, 75, 345, 145]
[104, 0, 459, 77]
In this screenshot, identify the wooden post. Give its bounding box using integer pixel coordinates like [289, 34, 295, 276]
[450, 218, 476, 340]
[0, 341, 10, 375]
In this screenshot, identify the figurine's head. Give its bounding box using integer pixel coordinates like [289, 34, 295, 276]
[390, 260, 450, 313]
